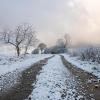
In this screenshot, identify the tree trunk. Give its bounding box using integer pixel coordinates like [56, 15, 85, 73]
[16, 46, 20, 56]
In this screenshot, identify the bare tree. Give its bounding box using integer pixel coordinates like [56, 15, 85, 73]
[0, 24, 37, 56]
[56, 38, 65, 48]
[64, 33, 70, 48]
[22, 24, 38, 54]
[0, 28, 12, 43]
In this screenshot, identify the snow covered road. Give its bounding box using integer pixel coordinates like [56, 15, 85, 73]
[29, 55, 68, 100]
[0, 54, 52, 97]
[0, 56, 53, 100]
[0, 54, 99, 100]
[29, 55, 90, 100]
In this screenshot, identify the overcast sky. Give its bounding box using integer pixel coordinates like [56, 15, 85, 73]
[0, 0, 100, 46]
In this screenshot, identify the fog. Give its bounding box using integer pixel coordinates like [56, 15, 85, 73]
[0, 0, 100, 46]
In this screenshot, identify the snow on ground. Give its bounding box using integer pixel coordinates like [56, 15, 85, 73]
[0, 54, 52, 92]
[0, 44, 52, 76]
[0, 54, 52, 76]
[63, 54, 100, 78]
[0, 44, 16, 56]
[28, 55, 85, 100]
[0, 69, 21, 92]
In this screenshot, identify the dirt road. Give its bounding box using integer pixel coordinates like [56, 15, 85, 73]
[0, 55, 100, 100]
[0, 56, 53, 100]
[61, 55, 100, 100]
[28, 55, 100, 100]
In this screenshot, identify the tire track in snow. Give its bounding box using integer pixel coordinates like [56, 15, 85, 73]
[61, 55, 96, 100]
[29, 55, 85, 100]
[0, 56, 53, 100]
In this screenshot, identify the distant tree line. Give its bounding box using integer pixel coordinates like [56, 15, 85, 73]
[32, 34, 70, 54]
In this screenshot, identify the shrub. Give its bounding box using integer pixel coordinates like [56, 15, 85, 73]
[70, 46, 100, 63]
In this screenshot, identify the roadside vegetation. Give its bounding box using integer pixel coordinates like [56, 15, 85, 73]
[69, 46, 100, 64]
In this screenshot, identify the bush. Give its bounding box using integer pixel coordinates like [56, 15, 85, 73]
[32, 49, 39, 54]
[70, 46, 100, 63]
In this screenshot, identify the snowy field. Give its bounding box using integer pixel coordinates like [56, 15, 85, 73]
[0, 54, 52, 76]
[0, 44, 17, 56]
[0, 44, 52, 76]
[0, 44, 99, 100]
[0, 50, 52, 92]
[0, 44, 52, 92]
[0, 43, 34, 56]
[63, 54, 100, 78]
